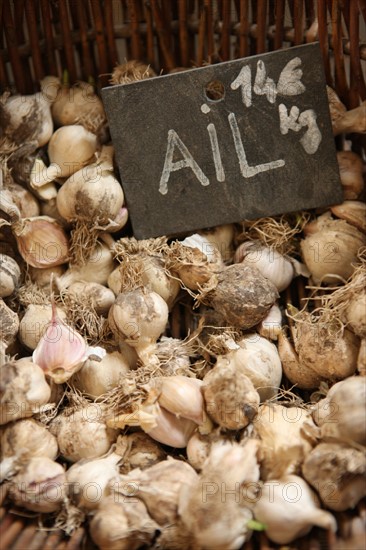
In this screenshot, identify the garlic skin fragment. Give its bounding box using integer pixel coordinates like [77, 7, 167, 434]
[203, 359, 260, 430]
[302, 442, 366, 511]
[0, 359, 51, 425]
[253, 475, 336, 544]
[0, 418, 58, 482]
[0, 254, 21, 297]
[71, 351, 130, 398]
[50, 404, 119, 463]
[229, 334, 283, 401]
[108, 289, 169, 365]
[252, 404, 317, 480]
[235, 240, 294, 292]
[89, 496, 158, 550]
[66, 452, 121, 510]
[179, 440, 260, 550]
[13, 216, 69, 268]
[8, 456, 66, 513]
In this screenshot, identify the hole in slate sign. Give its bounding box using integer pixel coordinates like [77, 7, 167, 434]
[205, 80, 225, 101]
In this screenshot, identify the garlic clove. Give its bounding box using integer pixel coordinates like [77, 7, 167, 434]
[277, 330, 323, 389]
[32, 300, 91, 383]
[19, 303, 67, 350]
[48, 125, 98, 178]
[13, 215, 69, 268]
[253, 475, 336, 544]
[257, 302, 282, 340]
[157, 375, 205, 424]
[146, 404, 198, 448]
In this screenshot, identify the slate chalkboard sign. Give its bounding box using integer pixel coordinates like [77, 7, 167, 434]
[102, 43, 343, 239]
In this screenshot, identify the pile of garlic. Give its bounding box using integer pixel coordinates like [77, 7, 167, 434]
[0, 68, 365, 549]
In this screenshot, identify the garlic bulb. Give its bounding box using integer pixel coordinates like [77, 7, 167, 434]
[66, 452, 121, 510]
[252, 403, 317, 480]
[6, 181, 40, 218]
[253, 475, 336, 544]
[29, 158, 58, 201]
[168, 233, 224, 290]
[0, 76, 59, 149]
[345, 288, 366, 338]
[0, 358, 51, 425]
[302, 442, 366, 511]
[90, 496, 158, 550]
[331, 201, 366, 234]
[50, 404, 119, 462]
[71, 351, 130, 398]
[116, 457, 198, 527]
[52, 81, 107, 131]
[19, 303, 67, 350]
[301, 215, 366, 284]
[279, 311, 359, 389]
[56, 240, 115, 289]
[12, 215, 69, 268]
[8, 456, 66, 513]
[0, 254, 20, 297]
[0, 418, 58, 481]
[47, 125, 98, 179]
[227, 334, 283, 401]
[179, 441, 260, 550]
[313, 376, 366, 446]
[200, 264, 278, 329]
[202, 360, 260, 430]
[108, 288, 169, 365]
[56, 161, 124, 226]
[358, 338, 366, 375]
[337, 151, 364, 200]
[115, 432, 166, 473]
[66, 281, 115, 315]
[0, 298, 19, 346]
[32, 301, 104, 384]
[235, 240, 294, 292]
[186, 431, 213, 471]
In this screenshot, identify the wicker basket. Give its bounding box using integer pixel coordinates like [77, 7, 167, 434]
[1, 1, 365, 549]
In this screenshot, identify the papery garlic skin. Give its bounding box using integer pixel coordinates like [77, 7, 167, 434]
[229, 334, 282, 401]
[0, 254, 21, 297]
[253, 475, 336, 544]
[90, 496, 158, 550]
[115, 433, 166, 473]
[199, 224, 235, 261]
[0, 359, 51, 425]
[235, 241, 294, 292]
[66, 452, 121, 510]
[8, 457, 66, 513]
[302, 442, 366, 511]
[0, 298, 19, 346]
[51, 404, 119, 462]
[19, 304, 67, 350]
[0, 418, 58, 481]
